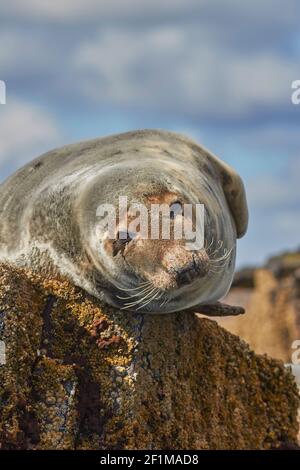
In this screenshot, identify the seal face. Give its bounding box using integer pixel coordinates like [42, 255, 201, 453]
[0, 130, 248, 313]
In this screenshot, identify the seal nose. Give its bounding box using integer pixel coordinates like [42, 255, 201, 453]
[163, 247, 210, 287]
[176, 266, 199, 286]
[175, 257, 209, 286]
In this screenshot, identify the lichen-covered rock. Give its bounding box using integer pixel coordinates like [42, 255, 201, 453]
[0, 263, 299, 450]
[220, 268, 300, 362]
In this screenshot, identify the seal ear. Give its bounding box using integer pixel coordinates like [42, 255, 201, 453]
[209, 154, 249, 238]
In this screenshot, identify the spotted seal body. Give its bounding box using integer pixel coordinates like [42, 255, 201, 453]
[0, 130, 248, 314]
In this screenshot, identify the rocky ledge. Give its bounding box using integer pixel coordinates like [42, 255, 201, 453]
[0, 263, 299, 450]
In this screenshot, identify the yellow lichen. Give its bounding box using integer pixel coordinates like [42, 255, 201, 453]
[0, 263, 299, 450]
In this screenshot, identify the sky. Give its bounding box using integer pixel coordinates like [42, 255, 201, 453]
[0, 0, 299, 267]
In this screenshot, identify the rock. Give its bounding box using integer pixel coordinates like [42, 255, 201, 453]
[0, 263, 299, 450]
[266, 250, 300, 278]
[232, 267, 256, 289]
[219, 268, 300, 362]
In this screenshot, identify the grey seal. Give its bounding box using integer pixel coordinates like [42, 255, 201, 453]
[0, 130, 248, 314]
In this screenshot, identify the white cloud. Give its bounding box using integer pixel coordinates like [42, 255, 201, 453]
[1, 0, 200, 21]
[72, 26, 298, 119]
[0, 3, 298, 123]
[0, 30, 52, 74]
[272, 211, 300, 234]
[0, 99, 62, 177]
[247, 157, 300, 209]
[1, 0, 298, 30]
[235, 156, 300, 266]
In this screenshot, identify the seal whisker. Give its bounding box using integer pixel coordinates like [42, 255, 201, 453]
[209, 267, 223, 273]
[151, 289, 165, 303]
[208, 246, 234, 272]
[136, 289, 162, 311]
[205, 237, 215, 254]
[123, 288, 158, 308]
[120, 304, 132, 310]
[209, 239, 223, 257]
[160, 294, 169, 307]
[117, 281, 152, 292]
[212, 247, 233, 263]
[209, 268, 224, 274]
[116, 284, 155, 300]
[210, 259, 229, 267]
[155, 290, 165, 301]
[209, 262, 229, 271]
[210, 259, 229, 266]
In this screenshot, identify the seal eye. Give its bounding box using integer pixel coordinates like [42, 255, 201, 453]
[112, 231, 133, 256]
[170, 201, 183, 220]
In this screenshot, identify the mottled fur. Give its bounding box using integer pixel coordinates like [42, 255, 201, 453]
[0, 130, 248, 313]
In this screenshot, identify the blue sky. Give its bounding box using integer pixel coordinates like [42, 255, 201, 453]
[0, 0, 299, 267]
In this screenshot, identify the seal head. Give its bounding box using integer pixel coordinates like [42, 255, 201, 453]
[0, 130, 248, 313]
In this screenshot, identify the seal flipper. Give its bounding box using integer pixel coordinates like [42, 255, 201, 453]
[189, 301, 245, 317]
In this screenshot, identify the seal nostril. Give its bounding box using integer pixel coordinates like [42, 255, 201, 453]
[175, 255, 210, 286]
[177, 269, 193, 286]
